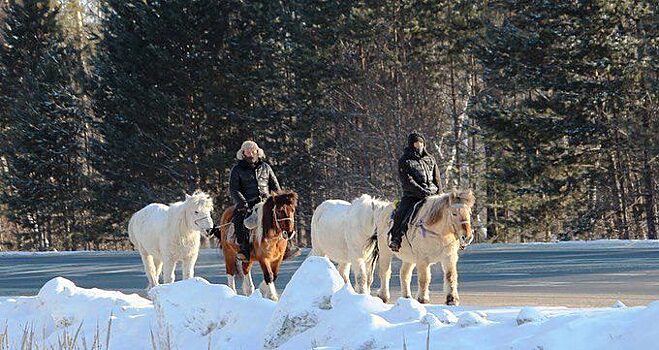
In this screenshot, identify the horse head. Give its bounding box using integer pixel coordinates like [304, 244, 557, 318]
[262, 190, 298, 241]
[184, 190, 214, 233]
[424, 189, 475, 249]
[447, 190, 475, 249]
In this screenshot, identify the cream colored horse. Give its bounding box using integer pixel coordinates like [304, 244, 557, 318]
[374, 190, 475, 305]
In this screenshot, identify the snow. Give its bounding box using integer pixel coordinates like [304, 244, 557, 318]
[468, 239, 659, 251]
[516, 307, 547, 325]
[612, 300, 627, 308]
[1, 256, 658, 349]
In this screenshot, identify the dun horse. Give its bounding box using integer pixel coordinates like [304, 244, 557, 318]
[215, 190, 298, 301]
[373, 189, 475, 305]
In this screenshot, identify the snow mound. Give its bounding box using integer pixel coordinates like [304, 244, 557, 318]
[263, 256, 345, 349]
[149, 277, 275, 349]
[2, 272, 659, 350]
[611, 300, 627, 308]
[1, 277, 151, 349]
[458, 311, 491, 328]
[378, 297, 427, 323]
[420, 313, 443, 328]
[516, 307, 548, 325]
[430, 308, 458, 324]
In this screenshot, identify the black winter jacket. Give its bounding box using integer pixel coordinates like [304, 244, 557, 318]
[398, 147, 441, 198]
[229, 159, 281, 208]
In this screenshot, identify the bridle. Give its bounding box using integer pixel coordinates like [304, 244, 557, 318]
[194, 215, 212, 229]
[450, 204, 473, 247]
[272, 204, 296, 241]
[414, 203, 473, 248]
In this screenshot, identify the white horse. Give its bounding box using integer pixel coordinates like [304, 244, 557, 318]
[311, 194, 390, 294]
[373, 190, 475, 305]
[128, 190, 214, 289]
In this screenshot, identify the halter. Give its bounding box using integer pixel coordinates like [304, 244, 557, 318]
[272, 205, 295, 241]
[416, 203, 473, 246]
[194, 215, 212, 229]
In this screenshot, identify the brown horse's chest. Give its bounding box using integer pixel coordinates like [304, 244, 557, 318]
[254, 238, 286, 260]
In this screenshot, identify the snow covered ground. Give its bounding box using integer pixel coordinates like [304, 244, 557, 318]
[469, 239, 659, 251]
[1, 256, 658, 349]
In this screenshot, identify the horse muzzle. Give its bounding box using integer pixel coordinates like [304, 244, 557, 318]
[458, 221, 473, 250]
[282, 231, 297, 241]
[195, 216, 213, 231]
[459, 235, 474, 250]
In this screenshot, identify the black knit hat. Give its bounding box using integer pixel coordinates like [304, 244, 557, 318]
[407, 132, 425, 147]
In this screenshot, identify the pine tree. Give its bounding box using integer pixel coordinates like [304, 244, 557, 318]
[472, 0, 658, 241]
[0, 0, 89, 249]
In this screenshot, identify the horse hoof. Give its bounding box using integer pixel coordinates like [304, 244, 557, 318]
[378, 293, 389, 304]
[417, 296, 430, 304]
[446, 295, 459, 306]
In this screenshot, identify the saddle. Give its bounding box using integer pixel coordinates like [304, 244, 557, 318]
[389, 198, 425, 237]
[223, 203, 263, 244]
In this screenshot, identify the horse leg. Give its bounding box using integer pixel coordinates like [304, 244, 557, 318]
[162, 258, 177, 284]
[377, 249, 393, 303]
[416, 263, 431, 304]
[310, 246, 325, 257]
[268, 258, 284, 301]
[224, 252, 237, 293]
[366, 260, 376, 294]
[338, 262, 351, 285]
[182, 252, 198, 280]
[242, 261, 255, 296]
[258, 260, 278, 301]
[351, 259, 368, 294]
[400, 261, 415, 299]
[441, 253, 460, 306]
[139, 249, 157, 290]
[154, 257, 163, 286]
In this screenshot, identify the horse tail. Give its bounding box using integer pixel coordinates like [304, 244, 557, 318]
[365, 230, 379, 276]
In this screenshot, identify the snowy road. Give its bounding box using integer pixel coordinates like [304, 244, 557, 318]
[1, 241, 658, 306]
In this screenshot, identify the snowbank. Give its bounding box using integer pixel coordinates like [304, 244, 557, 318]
[1, 257, 658, 349]
[468, 239, 659, 251]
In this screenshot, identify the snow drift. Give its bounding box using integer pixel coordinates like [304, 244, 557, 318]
[1, 256, 658, 349]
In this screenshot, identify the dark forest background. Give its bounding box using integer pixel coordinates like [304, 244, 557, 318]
[0, 0, 657, 250]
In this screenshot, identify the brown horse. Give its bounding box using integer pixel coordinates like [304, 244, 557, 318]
[216, 190, 298, 301]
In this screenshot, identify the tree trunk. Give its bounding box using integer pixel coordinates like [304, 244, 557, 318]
[641, 128, 657, 239]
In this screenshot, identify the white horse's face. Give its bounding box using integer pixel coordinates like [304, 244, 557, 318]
[450, 204, 473, 249]
[185, 194, 214, 232]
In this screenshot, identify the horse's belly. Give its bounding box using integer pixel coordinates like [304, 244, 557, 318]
[315, 227, 350, 262]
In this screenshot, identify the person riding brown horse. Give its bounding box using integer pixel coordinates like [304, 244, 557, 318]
[210, 140, 300, 260]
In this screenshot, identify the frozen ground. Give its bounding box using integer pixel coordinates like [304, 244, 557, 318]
[1, 256, 658, 350]
[1, 240, 658, 307]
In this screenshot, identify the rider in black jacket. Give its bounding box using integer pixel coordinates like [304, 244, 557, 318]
[228, 141, 280, 260]
[388, 132, 442, 252]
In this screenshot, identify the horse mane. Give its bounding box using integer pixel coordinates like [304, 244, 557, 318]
[351, 194, 390, 211]
[252, 190, 298, 243]
[162, 190, 214, 240]
[425, 189, 475, 226]
[185, 190, 214, 212]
